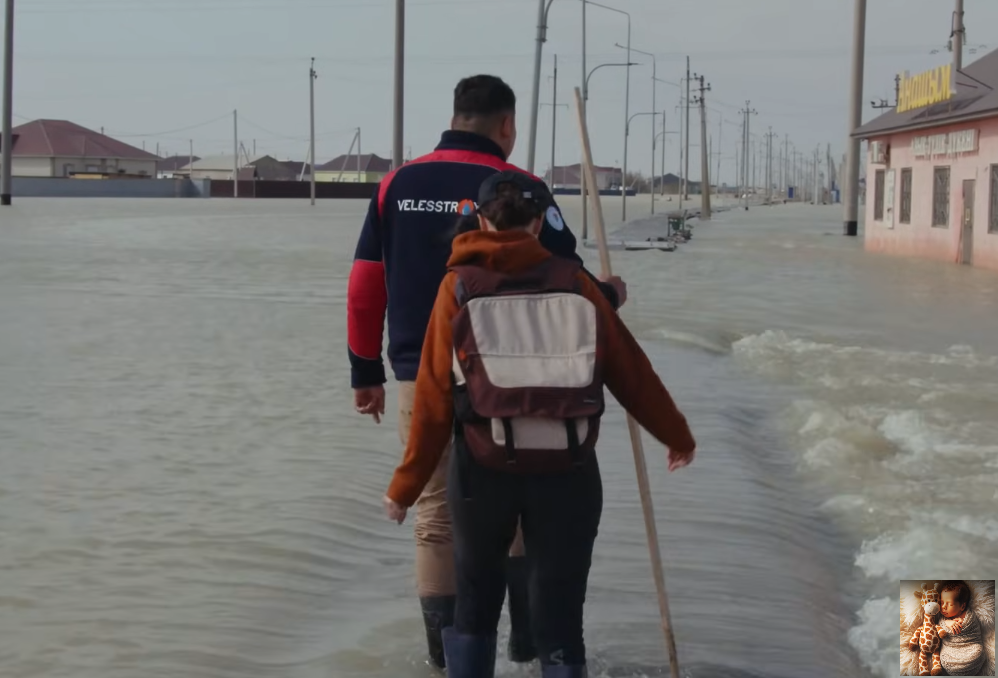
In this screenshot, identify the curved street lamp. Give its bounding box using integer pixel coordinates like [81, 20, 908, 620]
[585, 62, 636, 99]
[619, 43, 655, 217]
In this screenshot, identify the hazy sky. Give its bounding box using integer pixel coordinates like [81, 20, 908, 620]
[7, 0, 998, 183]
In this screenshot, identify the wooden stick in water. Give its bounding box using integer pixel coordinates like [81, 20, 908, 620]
[572, 86, 682, 678]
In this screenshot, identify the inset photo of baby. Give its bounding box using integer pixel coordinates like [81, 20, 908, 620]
[901, 580, 995, 676]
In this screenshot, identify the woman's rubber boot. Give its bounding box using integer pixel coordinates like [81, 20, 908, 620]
[541, 664, 588, 677]
[441, 627, 497, 678]
[420, 595, 456, 669]
[505, 556, 538, 662]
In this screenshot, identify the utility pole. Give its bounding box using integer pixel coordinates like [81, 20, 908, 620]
[660, 108, 666, 197]
[550, 54, 558, 186]
[735, 141, 744, 200]
[765, 127, 775, 202]
[739, 102, 756, 210]
[392, 0, 404, 171]
[309, 57, 317, 206]
[693, 73, 711, 219]
[580, 0, 588, 239]
[357, 127, 362, 183]
[0, 0, 13, 205]
[952, 0, 965, 73]
[684, 56, 691, 200]
[527, 0, 555, 174]
[751, 137, 756, 195]
[678, 95, 685, 208]
[716, 118, 722, 191]
[842, 0, 866, 235]
[188, 139, 194, 181]
[233, 109, 239, 198]
[814, 145, 821, 204]
[783, 134, 789, 198]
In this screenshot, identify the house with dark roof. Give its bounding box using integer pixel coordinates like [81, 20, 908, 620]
[315, 154, 392, 183]
[7, 119, 160, 178]
[853, 47, 998, 271]
[280, 160, 311, 180]
[175, 154, 297, 181]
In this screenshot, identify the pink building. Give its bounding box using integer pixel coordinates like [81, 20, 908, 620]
[854, 48, 998, 271]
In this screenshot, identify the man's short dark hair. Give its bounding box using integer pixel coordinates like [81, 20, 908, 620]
[453, 75, 516, 121]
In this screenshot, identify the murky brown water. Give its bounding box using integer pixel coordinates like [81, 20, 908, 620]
[1, 197, 996, 678]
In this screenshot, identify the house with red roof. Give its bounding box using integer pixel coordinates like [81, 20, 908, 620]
[6, 119, 160, 178]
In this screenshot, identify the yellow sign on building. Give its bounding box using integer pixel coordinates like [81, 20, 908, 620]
[896, 64, 953, 113]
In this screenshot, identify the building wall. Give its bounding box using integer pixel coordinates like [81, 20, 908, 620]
[49, 157, 157, 177]
[190, 169, 238, 181]
[315, 171, 387, 183]
[12, 177, 208, 198]
[864, 117, 998, 271]
[12, 157, 55, 177]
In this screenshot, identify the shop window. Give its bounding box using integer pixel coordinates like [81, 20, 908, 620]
[990, 165, 998, 234]
[873, 169, 885, 221]
[932, 166, 950, 227]
[900, 168, 913, 224]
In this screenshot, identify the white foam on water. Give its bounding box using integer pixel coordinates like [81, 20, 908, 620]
[732, 330, 998, 678]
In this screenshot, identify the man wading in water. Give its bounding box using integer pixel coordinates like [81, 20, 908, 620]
[347, 74, 626, 668]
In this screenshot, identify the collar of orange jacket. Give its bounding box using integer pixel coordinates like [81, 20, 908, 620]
[447, 229, 552, 273]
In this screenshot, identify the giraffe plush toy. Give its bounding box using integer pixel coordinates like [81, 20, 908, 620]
[908, 582, 950, 676]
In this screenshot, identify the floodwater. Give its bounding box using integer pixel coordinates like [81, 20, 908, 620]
[1, 197, 996, 678]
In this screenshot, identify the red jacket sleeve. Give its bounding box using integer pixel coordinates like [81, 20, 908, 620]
[347, 193, 388, 388]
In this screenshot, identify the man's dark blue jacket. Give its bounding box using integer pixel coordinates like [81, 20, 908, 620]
[347, 130, 617, 388]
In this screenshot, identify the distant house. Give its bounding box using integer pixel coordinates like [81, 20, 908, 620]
[655, 173, 702, 195]
[157, 155, 199, 179]
[546, 164, 623, 191]
[7, 119, 160, 177]
[177, 155, 298, 181]
[280, 160, 311, 180]
[316, 154, 392, 183]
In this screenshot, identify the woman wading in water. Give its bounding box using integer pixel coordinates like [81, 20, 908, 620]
[383, 171, 696, 677]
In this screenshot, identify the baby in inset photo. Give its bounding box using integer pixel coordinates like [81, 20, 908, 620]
[900, 579, 995, 676]
[937, 580, 987, 676]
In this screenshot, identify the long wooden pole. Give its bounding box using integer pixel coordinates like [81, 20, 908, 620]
[572, 86, 681, 678]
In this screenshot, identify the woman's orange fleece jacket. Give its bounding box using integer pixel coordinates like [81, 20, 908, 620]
[386, 228, 696, 507]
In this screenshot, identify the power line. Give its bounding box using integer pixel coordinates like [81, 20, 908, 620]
[20, 0, 533, 13]
[105, 112, 233, 138]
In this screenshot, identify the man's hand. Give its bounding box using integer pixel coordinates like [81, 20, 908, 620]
[354, 386, 386, 423]
[599, 274, 627, 308]
[667, 447, 695, 472]
[383, 495, 408, 524]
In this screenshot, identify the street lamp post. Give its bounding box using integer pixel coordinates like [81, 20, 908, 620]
[540, 101, 568, 185]
[584, 1, 630, 223]
[527, 0, 557, 174]
[626, 111, 658, 206]
[656, 126, 679, 198]
[584, 62, 635, 101]
[619, 44, 655, 217]
[582, 61, 633, 236]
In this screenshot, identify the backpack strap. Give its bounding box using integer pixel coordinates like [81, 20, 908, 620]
[501, 418, 517, 465]
[564, 420, 584, 467]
